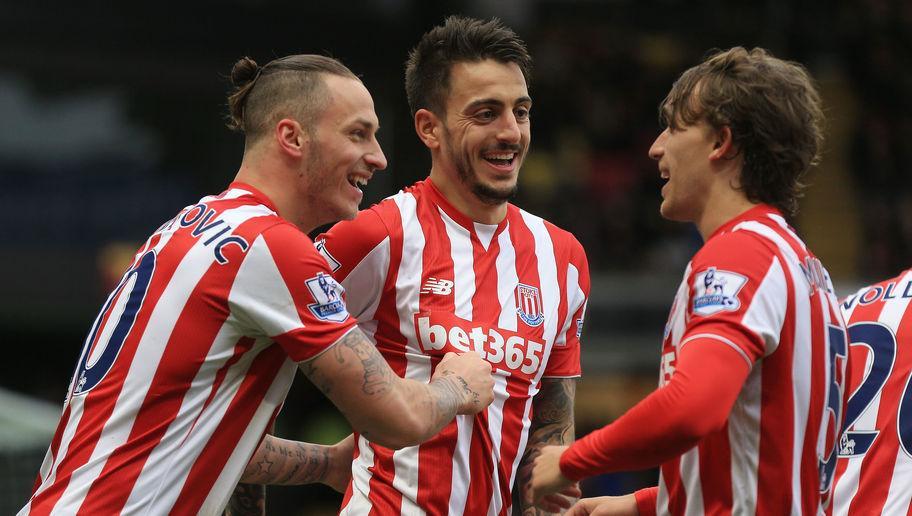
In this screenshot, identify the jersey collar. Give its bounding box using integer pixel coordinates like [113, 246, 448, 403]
[708, 203, 782, 241]
[226, 181, 280, 213]
[423, 178, 510, 236]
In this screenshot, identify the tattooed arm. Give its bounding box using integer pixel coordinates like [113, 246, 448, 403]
[239, 434, 354, 491]
[299, 328, 494, 450]
[516, 378, 579, 514]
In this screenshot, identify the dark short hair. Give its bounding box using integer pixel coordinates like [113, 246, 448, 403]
[226, 54, 359, 143]
[660, 47, 825, 216]
[405, 16, 532, 117]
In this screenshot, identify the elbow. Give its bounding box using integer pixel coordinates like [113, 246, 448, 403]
[675, 409, 728, 443]
[358, 410, 430, 450]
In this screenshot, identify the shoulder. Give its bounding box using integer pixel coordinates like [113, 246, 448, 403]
[512, 205, 586, 253]
[694, 229, 777, 271]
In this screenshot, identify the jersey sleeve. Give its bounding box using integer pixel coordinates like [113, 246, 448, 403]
[230, 222, 357, 363]
[558, 338, 751, 478]
[544, 235, 590, 378]
[315, 206, 393, 322]
[681, 230, 788, 364]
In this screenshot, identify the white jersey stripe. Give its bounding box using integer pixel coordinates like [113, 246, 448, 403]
[442, 207, 475, 320]
[729, 360, 763, 514]
[740, 258, 788, 357]
[321, 181, 588, 514]
[495, 223, 518, 332]
[679, 448, 704, 514]
[54, 228, 223, 510]
[443, 206, 476, 515]
[194, 356, 296, 516]
[341, 437, 376, 516]
[392, 191, 426, 515]
[486, 372, 509, 516]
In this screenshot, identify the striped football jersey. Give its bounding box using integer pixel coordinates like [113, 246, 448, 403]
[316, 179, 590, 515]
[655, 205, 847, 515]
[831, 269, 912, 515]
[21, 182, 356, 515]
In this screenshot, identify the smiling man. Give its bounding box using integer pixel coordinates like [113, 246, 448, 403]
[311, 16, 591, 515]
[20, 54, 495, 516]
[530, 47, 848, 515]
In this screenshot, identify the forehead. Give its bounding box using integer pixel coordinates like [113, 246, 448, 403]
[446, 59, 529, 109]
[319, 74, 379, 127]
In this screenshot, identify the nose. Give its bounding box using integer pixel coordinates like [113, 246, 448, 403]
[648, 129, 668, 161]
[496, 112, 522, 144]
[366, 140, 388, 172]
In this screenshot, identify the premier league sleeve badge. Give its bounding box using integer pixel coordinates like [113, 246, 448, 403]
[692, 267, 748, 316]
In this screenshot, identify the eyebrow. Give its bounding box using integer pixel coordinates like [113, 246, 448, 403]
[465, 96, 532, 111]
[351, 117, 379, 133]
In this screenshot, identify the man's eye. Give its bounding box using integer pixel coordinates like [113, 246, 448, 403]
[515, 108, 530, 120]
[476, 110, 496, 121]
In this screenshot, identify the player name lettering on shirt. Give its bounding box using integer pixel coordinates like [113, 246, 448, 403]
[415, 312, 544, 376]
[158, 202, 250, 264]
[842, 279, 912, 311]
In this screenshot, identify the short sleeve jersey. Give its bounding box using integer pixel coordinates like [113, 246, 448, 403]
[316, 179, 590, 516]
[21, 182, 356, 516]
[831, 268, 912, 515]
[655, 205, 847, 515]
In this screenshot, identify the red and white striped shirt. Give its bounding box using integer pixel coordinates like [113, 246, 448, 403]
[316, 179, 590, 515]
[655, 205, 846, 514]
[831, 269, 912, 515]
[21, 183, 356, 516]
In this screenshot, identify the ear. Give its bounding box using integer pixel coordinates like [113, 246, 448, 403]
[414, 108, 442, 150]
[275, 118, 306, 158]
[709, 125, 736, 161]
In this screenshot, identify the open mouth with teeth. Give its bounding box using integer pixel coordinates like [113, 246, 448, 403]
[483, 152, 516, 167]
[348, 174, 369, 190]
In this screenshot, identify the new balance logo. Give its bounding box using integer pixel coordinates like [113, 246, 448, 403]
[421, 277, 454, 295]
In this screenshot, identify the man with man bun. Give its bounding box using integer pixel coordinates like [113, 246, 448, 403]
[20, 54, 493, 516]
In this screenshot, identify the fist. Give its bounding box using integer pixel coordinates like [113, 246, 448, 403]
[434, 352, 494, 414]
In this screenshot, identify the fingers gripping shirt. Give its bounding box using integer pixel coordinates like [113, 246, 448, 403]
[316, 179, 590, 515]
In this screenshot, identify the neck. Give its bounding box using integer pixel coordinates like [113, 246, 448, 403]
[234, 153, 317, 233]
[428, 166, 508, 225]
[694, 184, 758, 240]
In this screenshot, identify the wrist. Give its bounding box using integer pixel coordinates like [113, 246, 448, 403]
[558, 441, 584, 481]
[430, 373, 472, 414]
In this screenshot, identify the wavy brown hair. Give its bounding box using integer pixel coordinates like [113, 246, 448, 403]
[660, 47, 825, 216]
[226, 54, 358, 144]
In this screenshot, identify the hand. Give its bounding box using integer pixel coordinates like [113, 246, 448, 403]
[526, 483, 583, 513]
[530, 445, 574, 507]
[566, 495, 638, 516]
[324, 434, 355, 493]
[432, 351, 494, 414]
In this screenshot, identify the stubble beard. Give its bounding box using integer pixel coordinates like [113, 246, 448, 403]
[446, 137, 519, 206]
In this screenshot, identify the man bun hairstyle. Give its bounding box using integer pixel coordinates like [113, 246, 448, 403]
[405, 16, 532, 117]
[660, 47, 825, 216]
[226, 54, 359, 143]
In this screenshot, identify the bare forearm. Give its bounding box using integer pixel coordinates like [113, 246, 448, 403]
[224, 483, 264, 516]
[301, 330, 485, 449]
[518, 378, 577, 514]
[241, 435, 333, 485]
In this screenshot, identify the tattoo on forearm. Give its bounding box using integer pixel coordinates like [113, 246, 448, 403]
[304, 330, 396, 399]
[243, 438, 332, 485]
[224, 483, 264, 516]
[516, 378, 578, 514]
